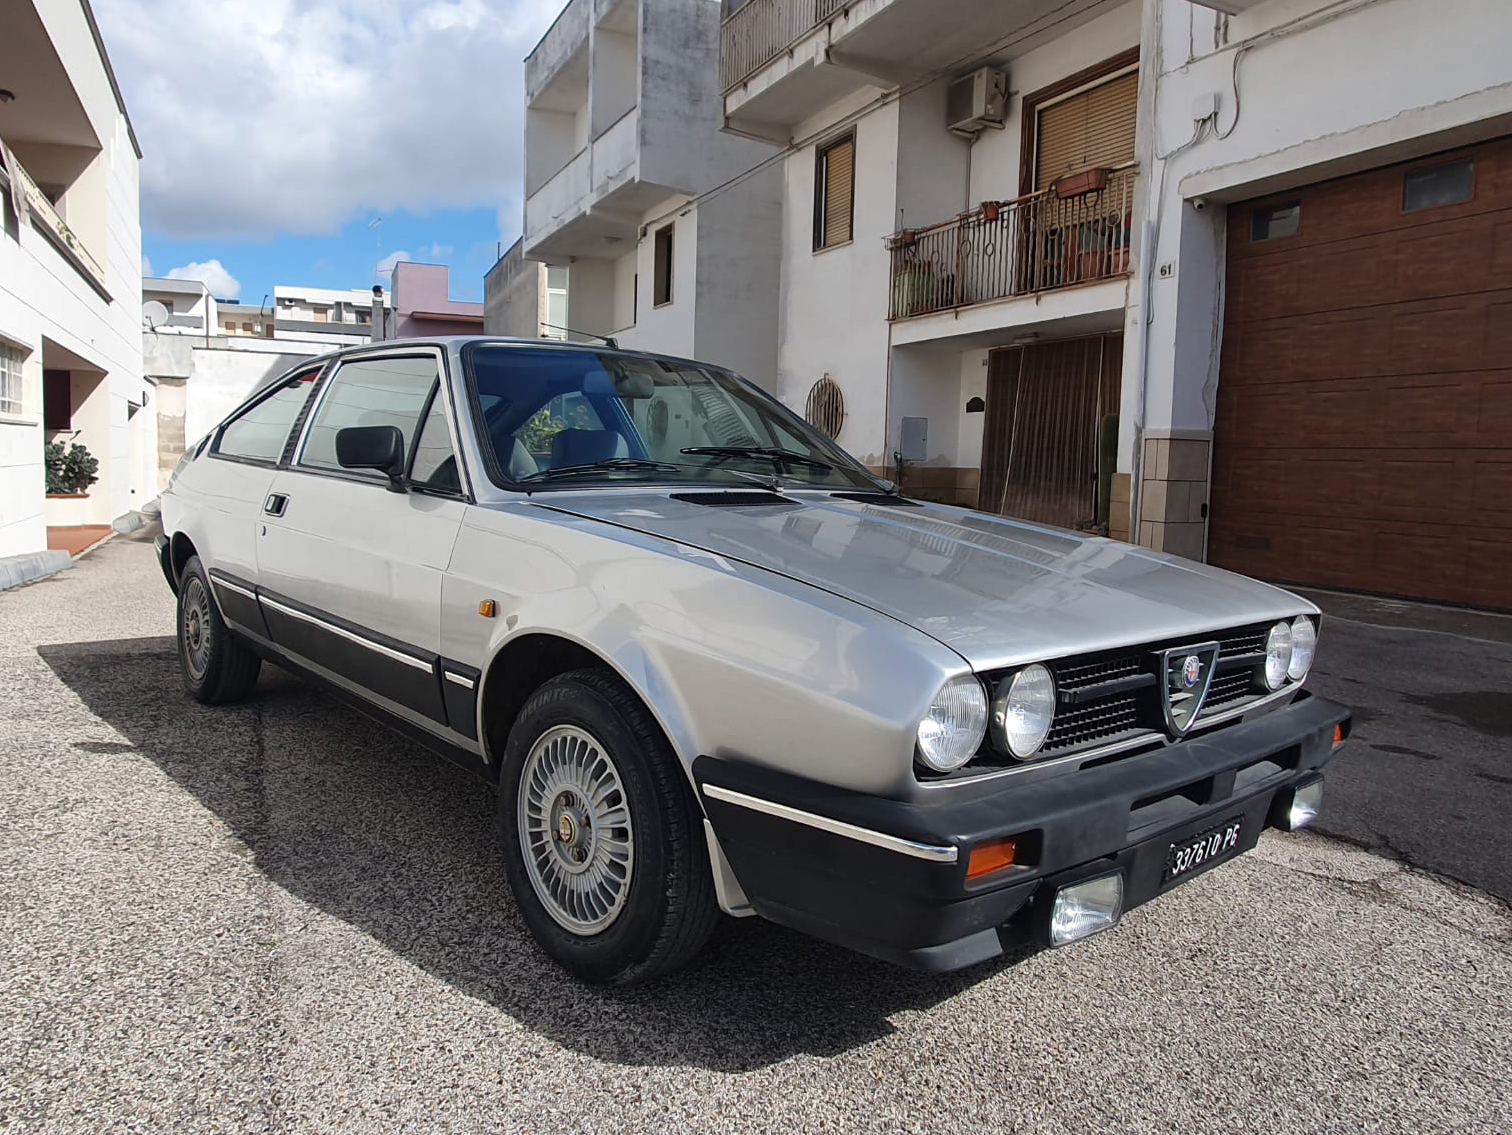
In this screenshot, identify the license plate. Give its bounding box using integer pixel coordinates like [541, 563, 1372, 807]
[1163, 816, 1244, 883]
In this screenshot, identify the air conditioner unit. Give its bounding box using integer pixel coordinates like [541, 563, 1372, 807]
[947, 67, 1008, 136]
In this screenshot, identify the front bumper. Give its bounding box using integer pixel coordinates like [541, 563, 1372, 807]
[696, 691, 1351, 972]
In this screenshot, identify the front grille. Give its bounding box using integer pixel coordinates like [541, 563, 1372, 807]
[968, 622, 1275, 771]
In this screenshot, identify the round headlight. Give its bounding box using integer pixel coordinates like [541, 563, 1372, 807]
[990, 663, 1057, 760]
[916, 674, 988, 773]
[1288, 616, 1317, 681]
[1263, 622, 1293, 690]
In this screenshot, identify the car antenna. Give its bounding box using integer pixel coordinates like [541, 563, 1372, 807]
[539, 323, 618, 350]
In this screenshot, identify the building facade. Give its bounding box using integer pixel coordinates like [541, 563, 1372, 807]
[484, 238, 569, 340]
[0, 0, 150, 561]
[715, 0, 1511, 607]
[388, 261, 484, 338]
[520, 0, 783, 385]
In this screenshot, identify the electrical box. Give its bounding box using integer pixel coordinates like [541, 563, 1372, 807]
[899, 417, 928, 462]
[946, 68, 1008, 136]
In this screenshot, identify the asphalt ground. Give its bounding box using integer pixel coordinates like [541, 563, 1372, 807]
[1, 531, 1508, 1134]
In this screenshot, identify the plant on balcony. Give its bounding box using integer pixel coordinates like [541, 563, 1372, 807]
[45, 440, 99, 495]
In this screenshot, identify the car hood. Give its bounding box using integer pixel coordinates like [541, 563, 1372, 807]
[535, 491, 1313, 669]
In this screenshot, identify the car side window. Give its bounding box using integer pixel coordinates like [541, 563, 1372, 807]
[215, 368, 322, 463]
[409, 386, 464, 494]
[297, 355, 439, 479]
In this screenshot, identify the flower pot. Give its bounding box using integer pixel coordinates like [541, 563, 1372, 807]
[981, 201, 1001, 222]
[1053, 167, 1111, 199]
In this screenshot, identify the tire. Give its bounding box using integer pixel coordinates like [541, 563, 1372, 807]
[498, 668, 719, 985]
[176, 555, 261, 705]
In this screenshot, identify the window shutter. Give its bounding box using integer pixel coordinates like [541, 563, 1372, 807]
[1035, 70, 1138, 191]
[821, 138, 854, 247]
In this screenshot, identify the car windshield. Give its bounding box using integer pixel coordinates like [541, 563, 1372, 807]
[463, 343, 880, 491]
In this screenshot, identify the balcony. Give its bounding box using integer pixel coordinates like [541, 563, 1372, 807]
[3, 150, 109, 297]
[721, 0, 1120, 136]
[886, 164, 1135, 321]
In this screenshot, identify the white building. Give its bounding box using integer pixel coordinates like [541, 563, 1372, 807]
[485, 237, 569, 340]
[0, 0, 151, 564]
[271, 284, 375, 346]
[518, 0, 784, 384]
[715, 0, 1512, 608]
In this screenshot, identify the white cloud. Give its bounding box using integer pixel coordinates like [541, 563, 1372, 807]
[377, 250, 412, 279]
[94, 0, 563, 239]
[426, 242, 456, 259]
[166, 258, 241, 298]
[141, 254, 153, 277]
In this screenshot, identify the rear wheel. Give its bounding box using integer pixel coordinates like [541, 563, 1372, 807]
[498, 669, 718, 985]
[176, 555, 261, 705]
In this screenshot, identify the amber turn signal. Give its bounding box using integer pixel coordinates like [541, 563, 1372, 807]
[1332, 723, 1345, 750]
[478, 599, 497, 618]
[966, 836, 1018, 880]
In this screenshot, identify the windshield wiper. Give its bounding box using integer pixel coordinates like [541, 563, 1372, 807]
[680, 445, 833, 472]
[520, 458, 684, 482]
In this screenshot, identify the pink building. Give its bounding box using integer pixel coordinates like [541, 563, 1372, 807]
[390, 262, 485, 338]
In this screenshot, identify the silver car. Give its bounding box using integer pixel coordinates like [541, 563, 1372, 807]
[156, 336, 1351, 985]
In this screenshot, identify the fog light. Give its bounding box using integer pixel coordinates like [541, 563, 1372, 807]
[1286, 778, 1324, 830]
[1049, 872, 1124, 947]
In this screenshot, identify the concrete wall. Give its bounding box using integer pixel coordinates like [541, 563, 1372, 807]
[692, 163, 783, 388]
[391, 261, 485, 338]
[1123, 0, 1512, 556]
[484, 241, 548, 339]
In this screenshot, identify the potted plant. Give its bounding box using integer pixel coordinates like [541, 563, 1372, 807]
[44, 439, 100, 526]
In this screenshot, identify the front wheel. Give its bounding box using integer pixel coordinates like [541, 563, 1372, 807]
[498, 669, 718, 985]
[176, 555, 261, 705]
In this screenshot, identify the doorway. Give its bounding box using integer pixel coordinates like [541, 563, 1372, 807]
[980, 332, 1121, 529]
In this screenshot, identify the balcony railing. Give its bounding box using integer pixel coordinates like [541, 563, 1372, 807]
[3, 147, 109, 294]
[721, 0, 833, 92]
[886, 164, 1137, 321]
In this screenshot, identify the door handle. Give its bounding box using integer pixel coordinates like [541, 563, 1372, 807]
[264, 493, 289, 517]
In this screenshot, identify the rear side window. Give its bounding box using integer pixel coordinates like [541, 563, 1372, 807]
[297, 355, 440, 478]
[216, 369, 321, 463]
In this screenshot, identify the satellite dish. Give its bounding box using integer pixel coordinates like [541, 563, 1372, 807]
[142, 300, 169, 330]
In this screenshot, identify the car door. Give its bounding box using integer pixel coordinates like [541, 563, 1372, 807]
[193, 364, 324, 635]
[254, 346, 471, 735]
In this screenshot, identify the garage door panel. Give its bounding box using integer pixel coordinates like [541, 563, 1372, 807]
[1222, 313, 1390, 384]
[1395, 218, 1496, 297]
[1213, 136, 1512, 608]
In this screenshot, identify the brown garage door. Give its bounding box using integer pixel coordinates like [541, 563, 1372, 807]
[1210, 137, 1512, 609]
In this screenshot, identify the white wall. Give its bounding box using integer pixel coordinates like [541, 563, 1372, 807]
[181, 347, 314, 446]
[776, 98, 899, 465]
[610, 247, 637, 334]
[693, 162, 783, 388]
[1124, 0, 1512, 473]
[625, 205, 697, 358]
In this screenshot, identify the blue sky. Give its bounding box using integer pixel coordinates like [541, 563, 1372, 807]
[94, 0, 563, 304]
[140, 206, 510, 303]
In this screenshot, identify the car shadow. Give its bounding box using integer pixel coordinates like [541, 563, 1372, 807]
[39, 635, 1028, 1072]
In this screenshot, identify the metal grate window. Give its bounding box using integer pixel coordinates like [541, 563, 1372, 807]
[0, 342, 25, 416]
[805, 374, 844, 438]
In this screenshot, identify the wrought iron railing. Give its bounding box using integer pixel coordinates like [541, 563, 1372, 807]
[721, 0, 828, 92]
[886, 164, 1136, 321]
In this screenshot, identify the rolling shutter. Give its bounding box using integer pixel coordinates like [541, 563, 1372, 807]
[818, 137, 855, 248]
[1035, 70, 1138, 191]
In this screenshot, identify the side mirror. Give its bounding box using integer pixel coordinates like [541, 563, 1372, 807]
[335, 425, 407, 492]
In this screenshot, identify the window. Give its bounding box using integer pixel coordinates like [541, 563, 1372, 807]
[298, 355, 440, 478]
[1405, 160, 1474, 212]
[653, 224, 674, 307]
[0, 342, 24, 416]
[409, 389, 463, 494]
[1251, 202, 1301, 242]
[1032, 70, 1138, 191]
[814, 134, 855, 250]
[223, 320, 238, 335]
[216, 369, 322, 463]
[313, 307, 329, 323]
[242, 322, 253, 334]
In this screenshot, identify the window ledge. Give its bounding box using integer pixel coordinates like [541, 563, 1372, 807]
[812, 239, 854, 256]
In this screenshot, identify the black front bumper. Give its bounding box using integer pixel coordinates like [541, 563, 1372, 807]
[696, 692, 1351, 972]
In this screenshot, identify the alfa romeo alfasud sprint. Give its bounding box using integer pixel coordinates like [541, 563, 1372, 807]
[157, 336, 1351, 984]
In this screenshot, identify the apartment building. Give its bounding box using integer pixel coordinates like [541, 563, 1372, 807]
[718, 0, 1512, 608]
[0, 0, 150, 566]
[519, 0, 783, 384]
[484, 237, 569, 340]
[272, 284, 375, 345]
